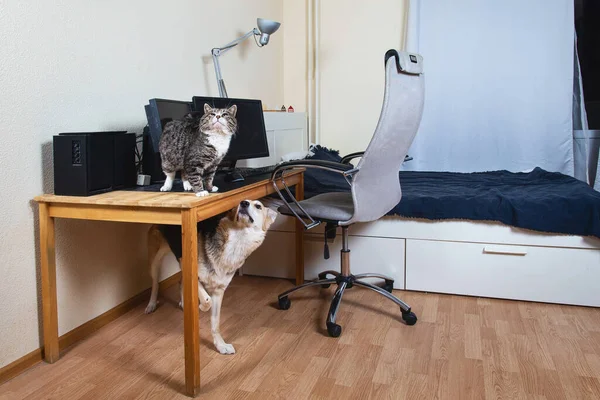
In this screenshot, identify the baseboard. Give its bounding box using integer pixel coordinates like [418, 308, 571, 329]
[0, 348, 43, 386]
[0, 272, 181, 385]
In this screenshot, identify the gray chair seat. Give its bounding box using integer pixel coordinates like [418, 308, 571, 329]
[278, 192, 354, 222]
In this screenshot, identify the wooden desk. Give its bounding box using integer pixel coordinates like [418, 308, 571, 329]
[33, 171, 304, 397]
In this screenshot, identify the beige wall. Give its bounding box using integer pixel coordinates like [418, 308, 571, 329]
[283, 0, 308, 113]
[283, 0, 408, 154]
[0, 0, 283, 369]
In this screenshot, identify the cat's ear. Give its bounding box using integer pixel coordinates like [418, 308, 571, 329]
[204, 103, 212, 114]
[228, 105, 237, 117]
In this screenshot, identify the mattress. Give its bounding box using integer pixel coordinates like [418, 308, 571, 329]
[298, 146, 600, 239]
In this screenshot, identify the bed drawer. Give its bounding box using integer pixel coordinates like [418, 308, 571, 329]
[406, 239, 600, 306]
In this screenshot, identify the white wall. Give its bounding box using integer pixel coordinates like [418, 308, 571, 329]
[0, 0, 283, 369]
[283, 0, 408, 153]
[283, 0, 308, 113]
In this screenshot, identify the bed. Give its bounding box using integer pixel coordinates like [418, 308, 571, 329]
[242, 146, 600, 307]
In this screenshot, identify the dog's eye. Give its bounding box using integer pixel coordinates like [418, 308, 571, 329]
[255, 204, 262, 210]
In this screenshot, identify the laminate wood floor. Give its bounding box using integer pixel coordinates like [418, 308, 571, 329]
[2, 276, 600, 399]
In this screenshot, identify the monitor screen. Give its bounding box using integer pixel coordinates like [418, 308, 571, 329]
[145, 99, 192, 152]
[192, 96, 269, 161]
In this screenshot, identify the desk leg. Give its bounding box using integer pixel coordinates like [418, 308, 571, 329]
[40, 203, 59, 363]
[181, 209, 200, 397]
[295, 175, 305, 286]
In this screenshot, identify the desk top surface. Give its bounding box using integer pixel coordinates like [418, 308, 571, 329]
[34, 170, 302, 209]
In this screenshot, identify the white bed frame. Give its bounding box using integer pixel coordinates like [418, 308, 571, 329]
[243, 214, 600, 307]
[243, 118, 600, 307]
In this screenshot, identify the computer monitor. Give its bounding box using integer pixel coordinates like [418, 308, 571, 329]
[192, 96, 269, 181]
[143, 99, 193, 183]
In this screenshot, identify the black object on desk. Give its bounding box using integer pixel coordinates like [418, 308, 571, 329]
[53, 131, 136, 196]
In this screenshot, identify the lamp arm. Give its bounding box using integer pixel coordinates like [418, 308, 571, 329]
[212, 28, 260, 56]
[211, 28, 259, 97]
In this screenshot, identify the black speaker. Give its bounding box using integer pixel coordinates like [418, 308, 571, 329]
[53, 131, 136, 196]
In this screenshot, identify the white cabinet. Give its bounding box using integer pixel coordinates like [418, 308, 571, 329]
[242, 227, 406, 289]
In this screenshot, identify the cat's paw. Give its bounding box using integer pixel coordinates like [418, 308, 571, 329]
[160, 183, 172, 192]
[195, 190, 209, 197]
[211, 186, 219, 193]
[183, 181, 193, 191]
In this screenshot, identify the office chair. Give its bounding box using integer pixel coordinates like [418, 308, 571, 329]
[270, 49, 424, 337]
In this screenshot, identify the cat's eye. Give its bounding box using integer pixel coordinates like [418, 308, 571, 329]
[223, 112, 228, 116]
[210, 112, 215, 116]
[255, 204, 262, 210]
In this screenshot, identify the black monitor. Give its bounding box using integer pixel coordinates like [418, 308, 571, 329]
[192, 96, 269, 181]
[143, 99, 193, 183]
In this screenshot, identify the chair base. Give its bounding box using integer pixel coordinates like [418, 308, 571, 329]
[277, 272, 418, 338]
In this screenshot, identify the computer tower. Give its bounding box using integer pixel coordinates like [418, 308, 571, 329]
[53, 131, 136, 196]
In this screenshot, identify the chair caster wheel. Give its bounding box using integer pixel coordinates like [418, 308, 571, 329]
[327, 322, 342, 338]
[402, 310, 418, 326]
[383, 279, 394, 293]
[278, 296, 291, 310]
[318, 272, 331, 288]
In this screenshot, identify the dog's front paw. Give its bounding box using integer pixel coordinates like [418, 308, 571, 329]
[160, 184, 172, 192]
[145, 302, 158, 314]
[216, 343, 236, 355]
[199, 296, 212, 312]
[195, 190, 209, 197]
[211, 186, 219, 193]
[183, 181, 193, 191]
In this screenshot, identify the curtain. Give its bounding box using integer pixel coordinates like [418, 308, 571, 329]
[403, 0, 575, 175]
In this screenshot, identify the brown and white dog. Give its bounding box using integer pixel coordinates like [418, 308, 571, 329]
[144, 199, 277, 354]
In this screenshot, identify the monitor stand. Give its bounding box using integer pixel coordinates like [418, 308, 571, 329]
[219, 160, 245, 183]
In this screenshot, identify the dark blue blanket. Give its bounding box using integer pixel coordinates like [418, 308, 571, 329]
[302, 146, 600, 238]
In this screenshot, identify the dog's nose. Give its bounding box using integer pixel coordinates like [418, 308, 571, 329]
[240, 200, 249, 208]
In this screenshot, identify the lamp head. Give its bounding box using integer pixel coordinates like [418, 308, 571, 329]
[256, 18, 281, 46]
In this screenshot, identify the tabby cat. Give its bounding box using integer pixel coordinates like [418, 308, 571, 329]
[158, 103, 237, 196]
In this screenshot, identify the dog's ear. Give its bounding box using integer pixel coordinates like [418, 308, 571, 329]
[262, 207, 278, 231]
[227, 206, 238, 222]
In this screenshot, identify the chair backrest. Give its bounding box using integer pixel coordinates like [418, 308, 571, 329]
[342, 50, 424, 225]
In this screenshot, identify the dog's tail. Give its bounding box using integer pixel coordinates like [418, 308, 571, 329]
[145, 225, 171, 314]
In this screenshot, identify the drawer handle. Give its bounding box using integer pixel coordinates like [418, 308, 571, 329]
[483, 246, 527, 256]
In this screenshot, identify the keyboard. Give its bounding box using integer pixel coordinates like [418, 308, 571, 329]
[236, 165, 278, 178]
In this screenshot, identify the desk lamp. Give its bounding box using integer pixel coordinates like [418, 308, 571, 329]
[211, 18, 281, 98]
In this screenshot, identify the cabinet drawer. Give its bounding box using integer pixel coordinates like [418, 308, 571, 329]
[406, 239, 600, 306]
[242, 232, 296, 279]
[304, 234, 405, 289]
[242, 232, 406, 289]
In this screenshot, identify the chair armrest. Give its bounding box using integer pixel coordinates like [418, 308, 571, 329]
[340, 152, 365, 165]
[270, 159, 354, 180]
[341, 151, 413, 165]
[270, 160, 354, 230]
